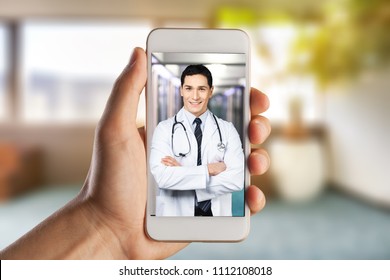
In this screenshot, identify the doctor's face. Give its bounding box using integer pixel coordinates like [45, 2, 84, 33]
[181, 74, 213, 117]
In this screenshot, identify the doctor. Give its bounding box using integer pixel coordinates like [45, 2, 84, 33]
[150, 64, 244, 217]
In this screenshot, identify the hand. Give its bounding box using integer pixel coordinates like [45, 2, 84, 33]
[0, 47, 271, 260]
[207, 162, 227, 176]
[161, 156, 181, 166]
[82, 48, 270, 259]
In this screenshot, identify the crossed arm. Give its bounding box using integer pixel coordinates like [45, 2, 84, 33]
[159, 123, 245, 202]
[161, 156, 226, 176]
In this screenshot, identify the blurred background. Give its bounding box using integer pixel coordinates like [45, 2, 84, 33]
[0, 0, 389, 259]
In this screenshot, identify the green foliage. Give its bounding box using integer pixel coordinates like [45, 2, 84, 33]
[292, 0, 390, 86]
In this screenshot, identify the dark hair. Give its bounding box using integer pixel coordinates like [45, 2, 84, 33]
[180, 64, 213, 88]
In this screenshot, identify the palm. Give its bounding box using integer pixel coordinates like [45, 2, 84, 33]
[86, 122, 187, 259]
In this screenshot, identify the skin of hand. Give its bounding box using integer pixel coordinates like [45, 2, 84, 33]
[207, 162, 227, 176]
[161, 156, 181, 166]
[0, 47, 271, 260]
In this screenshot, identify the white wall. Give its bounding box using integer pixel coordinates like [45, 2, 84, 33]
[324, 70, 390, 206]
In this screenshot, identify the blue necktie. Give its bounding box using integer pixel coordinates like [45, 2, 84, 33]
[193, 118, 212, 215]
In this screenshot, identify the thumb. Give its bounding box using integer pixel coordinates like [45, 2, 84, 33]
[102, 47, 147, 126]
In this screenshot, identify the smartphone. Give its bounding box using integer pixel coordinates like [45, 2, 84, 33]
[146, 28, 250, 242]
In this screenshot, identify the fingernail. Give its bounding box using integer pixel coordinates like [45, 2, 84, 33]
[258, 153, 270, 172]
[259, 121, 267, 137]
[254, 119, 269, 140]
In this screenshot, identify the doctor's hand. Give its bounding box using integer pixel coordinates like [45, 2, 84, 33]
[207, 162, 227, 176]
[0, 47, 270, 260]
[161, 156, 181, 166]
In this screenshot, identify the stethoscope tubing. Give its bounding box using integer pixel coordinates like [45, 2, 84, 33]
[171, 113, 224, 157]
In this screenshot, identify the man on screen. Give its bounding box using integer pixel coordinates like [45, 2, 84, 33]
[149, 64, 244, 217]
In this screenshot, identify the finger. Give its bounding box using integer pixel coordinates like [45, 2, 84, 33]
[163, 156, 174, 161]
[161, 159, 171, 165]
[138, 126, 146, 144]
[248, 115, 271, 145]
[103, 47, 147, 124]
[246, 185, 266, 215]
[171, 159, 180, 166]
[248, 149, 270, 175]
[250, 88, 269, 116]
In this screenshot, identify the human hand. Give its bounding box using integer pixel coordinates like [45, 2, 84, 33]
[0, 47, 270, 260]
[246, 85, 271, 214]
[161, 156, 181, 166]
[207, 162, 227, 176]
[79, 47, 270, 259]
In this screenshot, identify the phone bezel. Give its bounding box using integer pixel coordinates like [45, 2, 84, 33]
[146, 28, 251, 242]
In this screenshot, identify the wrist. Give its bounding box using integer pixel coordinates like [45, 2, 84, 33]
[0, 195, 127, 260]
[77, 197, 129, 259]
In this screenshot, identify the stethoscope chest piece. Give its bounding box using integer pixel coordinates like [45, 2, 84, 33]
[217, 142, 226, 152]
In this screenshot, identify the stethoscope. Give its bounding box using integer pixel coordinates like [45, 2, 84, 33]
[172, 113, 226, 157]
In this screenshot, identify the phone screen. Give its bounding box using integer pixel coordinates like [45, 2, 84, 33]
[148, 52, 247, 217]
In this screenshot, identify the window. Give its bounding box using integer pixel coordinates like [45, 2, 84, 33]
[252, 24, 322, 124]
[20, 20, 152, 123]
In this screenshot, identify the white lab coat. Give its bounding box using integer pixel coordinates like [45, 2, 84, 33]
[149, 108, 244, 216]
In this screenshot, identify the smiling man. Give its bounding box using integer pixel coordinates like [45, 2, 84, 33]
[181, 66, 213, 116]
[149, 64, 245, 217]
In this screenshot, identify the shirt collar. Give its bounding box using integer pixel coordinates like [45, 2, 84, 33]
[182, 108, 209, 130]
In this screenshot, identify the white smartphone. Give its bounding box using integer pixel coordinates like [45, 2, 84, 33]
[146, 28, 251, 242]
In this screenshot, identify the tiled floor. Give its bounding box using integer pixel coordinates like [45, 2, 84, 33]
[1, 186, 389, 259]
[171, 191, 390, 259]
